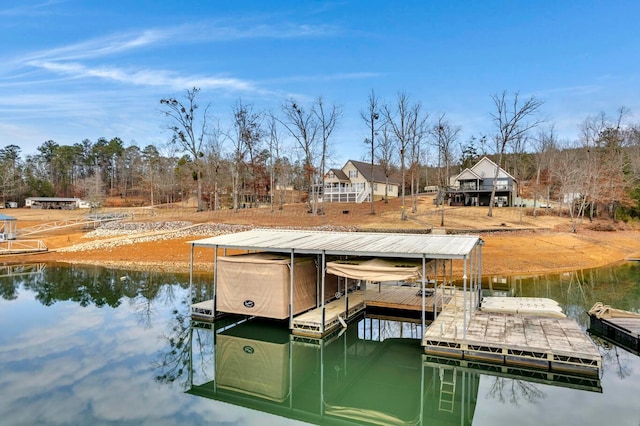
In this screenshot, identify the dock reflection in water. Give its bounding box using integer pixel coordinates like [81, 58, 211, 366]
[186, 316, 601, 425]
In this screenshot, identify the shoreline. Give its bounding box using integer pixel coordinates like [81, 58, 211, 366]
[2, 202, 639, 277]
[7, 226, 640, 277]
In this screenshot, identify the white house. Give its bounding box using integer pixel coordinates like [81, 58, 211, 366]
[323, 160, 400, 203]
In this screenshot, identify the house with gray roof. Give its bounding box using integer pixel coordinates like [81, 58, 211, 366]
[446, 157, 518, 207]
[323, 160, 400, 203]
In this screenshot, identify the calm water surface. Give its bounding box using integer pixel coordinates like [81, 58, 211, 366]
[0, 262, 639, 425]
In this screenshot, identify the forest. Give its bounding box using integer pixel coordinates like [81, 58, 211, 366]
[1, 89, 639, 222]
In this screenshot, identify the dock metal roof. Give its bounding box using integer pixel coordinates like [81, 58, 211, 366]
[190, 229, 482, 259]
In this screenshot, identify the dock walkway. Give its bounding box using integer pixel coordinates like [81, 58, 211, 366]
[291, 291, 365, 337]
[0, 239, 47, 255]
[423, 293, 601, 374]
[364, 283, 452, 313]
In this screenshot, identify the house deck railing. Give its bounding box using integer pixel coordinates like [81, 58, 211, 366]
[450, 184, 513, 192]
[322, 185, 370, 203]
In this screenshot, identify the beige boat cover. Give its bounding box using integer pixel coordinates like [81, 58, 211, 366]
[217, 253, 336, 319]
[216, 333, 289, 402]
[326, 258, 425, 282]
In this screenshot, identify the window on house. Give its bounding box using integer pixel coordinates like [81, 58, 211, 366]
[349, 170, 358, 178]
[387, 185, 394, 192]
[373, 183, 378, 191]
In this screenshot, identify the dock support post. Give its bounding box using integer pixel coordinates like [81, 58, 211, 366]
[321, 250, 326, 334]
[289, 249, 295, 330]
[189, 243, 194, 302]
[463, 255, 468, 340]
[469, 246, 475, 310]
[478, 242, 483, 306]
[421, 255, 426, 332]
[434, 260, 438, 319]
[344, 275, 349, 320]
[213, 245, 218, 316]
[316, 254, 321, 306]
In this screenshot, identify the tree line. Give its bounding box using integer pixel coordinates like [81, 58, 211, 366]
[2, 88, 639, 224]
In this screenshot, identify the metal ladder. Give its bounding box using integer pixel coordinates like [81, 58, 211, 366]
[439, 366, 456, 413]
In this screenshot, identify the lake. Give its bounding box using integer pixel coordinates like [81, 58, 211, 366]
[0, 262, 639, 425]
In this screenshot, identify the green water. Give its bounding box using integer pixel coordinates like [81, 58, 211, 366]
[0, 262, 639, 425]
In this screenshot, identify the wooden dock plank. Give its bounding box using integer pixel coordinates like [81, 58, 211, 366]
[363, 284, 451, 312]
[294, 291, 364, 324]
[423, 293, 601, 374]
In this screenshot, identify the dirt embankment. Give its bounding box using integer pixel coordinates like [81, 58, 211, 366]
[2, 197, 639, 276]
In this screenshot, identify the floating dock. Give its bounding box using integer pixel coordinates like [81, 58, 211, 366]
[423, 354, 602, 393]
[291, 290, 365, 337]
[423, 294, 601, 375]
[588, 302, 640, 355]
[190, 300, 217, 321]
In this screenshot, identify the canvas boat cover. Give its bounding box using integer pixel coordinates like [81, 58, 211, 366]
[326, 258, 427, 282]
[217, 253, 318, 319]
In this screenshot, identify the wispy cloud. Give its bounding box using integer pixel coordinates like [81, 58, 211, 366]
[22, 29, 171, 63]
[0, 0, 66, 17]
[193, 21, 341, 41]
[22, 20, 340, 64]
[17, 19, 340, 92]
[28, 60, 259, 92]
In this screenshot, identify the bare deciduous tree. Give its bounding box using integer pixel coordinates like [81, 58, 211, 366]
[231, 100, 262, 211]
[279, 99, 319, 213]
[488, 91, 544, 217]
[384, 92, 428, 220]
[532, 127, 559, 217]
[204, 121, 224, 210]
[432, 114, 461, 226]
[266, 114, 287, 211]
[376, 124, 396, 204]
[407, 103, 429, 214]
[160, 87, 210, 211]
[313, 97, 341, 214]
[361, 90, 382, 214]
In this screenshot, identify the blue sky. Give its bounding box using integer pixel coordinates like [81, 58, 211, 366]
[1, 0, 639, 166]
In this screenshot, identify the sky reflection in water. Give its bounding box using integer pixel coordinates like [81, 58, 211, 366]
[0, 263, 638, 425]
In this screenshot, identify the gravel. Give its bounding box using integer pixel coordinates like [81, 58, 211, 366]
[59, 221, 357, 253]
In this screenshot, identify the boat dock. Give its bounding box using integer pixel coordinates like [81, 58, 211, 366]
[423, 294, 601, 374]
[588, 302, 640, 355]
[187, 229, 601, 375]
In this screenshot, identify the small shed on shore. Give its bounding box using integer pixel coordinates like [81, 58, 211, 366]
[0, 214, 17, 240]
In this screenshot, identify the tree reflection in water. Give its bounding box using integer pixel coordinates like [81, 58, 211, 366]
[488, 378, 546, 405]
[591, 335, 634, 380]
[153, 279, 213, 388]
